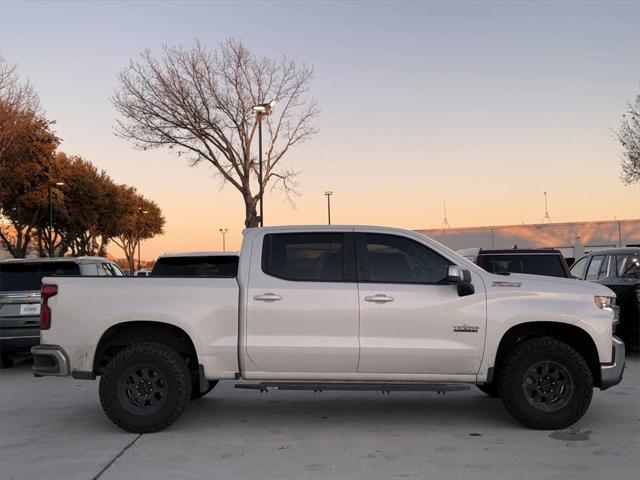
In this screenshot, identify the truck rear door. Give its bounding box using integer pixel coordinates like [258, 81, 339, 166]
[244, 230, 359, 375]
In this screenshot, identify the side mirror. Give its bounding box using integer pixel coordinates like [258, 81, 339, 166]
[448, 266, 475, 297]
[448, 266, 472, 283]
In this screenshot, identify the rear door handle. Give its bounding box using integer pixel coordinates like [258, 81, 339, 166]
[253, 293, 283, 302]
[364, 294, 394, 303]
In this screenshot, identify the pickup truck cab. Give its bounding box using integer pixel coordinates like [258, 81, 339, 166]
[32, 226, 625, 433]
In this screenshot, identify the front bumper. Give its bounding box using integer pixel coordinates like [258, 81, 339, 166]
[600, 336, 625, 390]
[31, 345, 70, 377]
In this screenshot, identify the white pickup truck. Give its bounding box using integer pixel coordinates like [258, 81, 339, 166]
[32, 226, 625, 433]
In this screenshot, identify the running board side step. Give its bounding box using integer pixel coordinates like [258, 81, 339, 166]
[235, 382, 470, 393]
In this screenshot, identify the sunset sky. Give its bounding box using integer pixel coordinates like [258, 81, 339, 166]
[1, 0, 638, 258]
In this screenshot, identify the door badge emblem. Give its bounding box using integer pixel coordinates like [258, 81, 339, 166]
[453, 324, 480, 333]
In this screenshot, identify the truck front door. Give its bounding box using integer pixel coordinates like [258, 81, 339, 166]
[244, 231, 359, 376]
[355, 231, 487, 376]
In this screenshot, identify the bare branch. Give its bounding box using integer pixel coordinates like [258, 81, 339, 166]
[112, 39, 318, 227]
[618, 95, 640, 185]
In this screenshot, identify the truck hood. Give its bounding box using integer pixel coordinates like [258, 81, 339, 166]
[484, 272, 616, 298]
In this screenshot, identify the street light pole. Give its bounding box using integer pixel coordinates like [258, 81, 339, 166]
[325, 191, 333, 225]
[258, 120, 263, 226]
[48, 181, 65, 257]
[252, 100, 276, 227]
[137, 208, 148, 271]
[219, 228, 228, 252]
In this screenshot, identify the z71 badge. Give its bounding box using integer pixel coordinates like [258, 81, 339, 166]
[492, 281, 522, 288]
[453, 324, 480, 333]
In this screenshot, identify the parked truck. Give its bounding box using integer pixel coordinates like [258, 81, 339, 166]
[31, 226, 625, 433]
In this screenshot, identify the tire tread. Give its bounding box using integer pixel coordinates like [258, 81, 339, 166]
[498, 337, 593, 430]
[99, 342, 191, 433]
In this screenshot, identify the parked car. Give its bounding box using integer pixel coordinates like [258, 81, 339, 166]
[134, 270, 151, 277]
[32, 226, 623, 433]
[570, 248, 639, 351]
[0, 256, 123, 367]
[151, 252, 239, 277]
[458, 248, 571, 278]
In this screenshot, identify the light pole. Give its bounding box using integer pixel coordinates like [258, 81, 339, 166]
[252, 100, 276, 227]
[325, 191, 333, 225]
[48, 181, 65, 257]
[219, 228, 228, 252]
[137, 207, 148, 271]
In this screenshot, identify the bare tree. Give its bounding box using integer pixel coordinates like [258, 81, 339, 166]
[618, 95, 640, 185]
[112, 39, 319, 227]
[0, 57, 41, 160]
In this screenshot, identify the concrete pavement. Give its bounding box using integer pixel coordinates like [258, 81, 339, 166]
[1, 356, 638, 480]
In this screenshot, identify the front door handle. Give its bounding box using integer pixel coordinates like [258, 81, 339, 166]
[364, 294, 394, 303]
[253, 293, 283, 302]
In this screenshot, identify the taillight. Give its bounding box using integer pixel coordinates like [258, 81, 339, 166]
[40, 284, 58, 330]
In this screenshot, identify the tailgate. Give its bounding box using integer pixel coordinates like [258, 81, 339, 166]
[0, 291, 41, 332]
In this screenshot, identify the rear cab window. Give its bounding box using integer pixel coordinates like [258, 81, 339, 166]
[0, 262, 81, 292]
[152, 256, 239, 277]
[99, 262, 123, 276]
[479, 253, 567, 278]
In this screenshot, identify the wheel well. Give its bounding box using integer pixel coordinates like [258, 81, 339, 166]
[93, 321, 198, 375]
[493, 322, 602, 388]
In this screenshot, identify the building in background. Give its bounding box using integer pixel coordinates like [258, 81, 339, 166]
[417, 219, 640, 264]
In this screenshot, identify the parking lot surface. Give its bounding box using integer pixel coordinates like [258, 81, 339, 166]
[1, 356, 638, 480]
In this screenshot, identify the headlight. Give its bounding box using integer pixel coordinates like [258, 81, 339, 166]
[594, 296, 616, 310]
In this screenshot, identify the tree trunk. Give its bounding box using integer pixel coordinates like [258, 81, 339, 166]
[244, 194, 260, 228]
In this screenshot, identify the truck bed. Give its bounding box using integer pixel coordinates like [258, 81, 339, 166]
[41, 276, 240, 378]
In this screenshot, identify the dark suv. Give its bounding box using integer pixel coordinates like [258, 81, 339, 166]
[570, 248, 639, 351]
[457, 248, 571, 278]
[0, 256, 123, 367]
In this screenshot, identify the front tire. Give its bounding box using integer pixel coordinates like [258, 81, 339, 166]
[99, 342, 191, 433]
[498, 337, 593, 430]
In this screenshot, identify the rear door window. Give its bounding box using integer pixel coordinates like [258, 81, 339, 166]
[615, 254, 640, 278]
[597, 255, 612, 279]
[585, 255, 605, 281]
[262, 233, 347, 282]
[0, 262, 81, 292]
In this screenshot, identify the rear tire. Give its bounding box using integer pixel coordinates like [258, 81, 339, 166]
[498, 337, 592, 430]
[476, 383, 499, 398]
[99, 342, 191, 433]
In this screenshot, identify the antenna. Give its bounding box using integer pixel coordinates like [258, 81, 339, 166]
[442, 200, 451, 231]
[542, 191, 552, 224]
